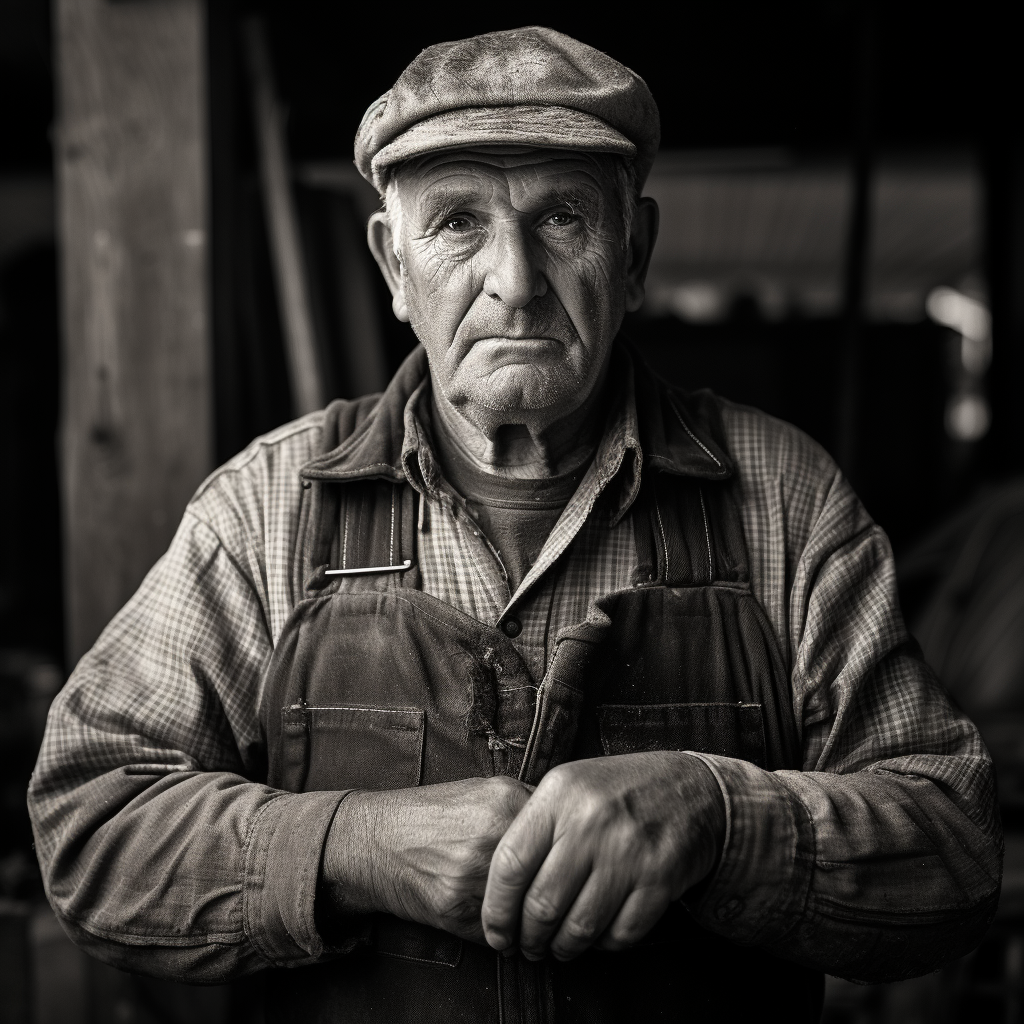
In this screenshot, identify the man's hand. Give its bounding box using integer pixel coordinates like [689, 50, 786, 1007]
[480, 752, 726, 961]
[322, 776, 532, 944]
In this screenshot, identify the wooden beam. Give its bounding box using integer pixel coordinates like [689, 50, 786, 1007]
[242, 17, 325, 415]
[55, 0, 212, 664]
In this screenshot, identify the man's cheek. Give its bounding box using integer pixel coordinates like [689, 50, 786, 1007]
[406, 262, 476, 337]
[547, 257, 621, 338]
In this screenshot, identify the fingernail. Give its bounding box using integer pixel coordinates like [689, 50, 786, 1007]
[521, 949, 544, 962]
[486, 932, 510, 951]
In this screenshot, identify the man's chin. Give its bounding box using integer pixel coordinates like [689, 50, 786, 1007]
[449, 365, 581, 417]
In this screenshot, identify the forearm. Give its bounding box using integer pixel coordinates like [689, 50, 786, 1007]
[318, 777, 533, 942]
[320, 789, 396, 917]
[725, 462, 1003, 978]
[685, 754, 1001, 982]
[26, 507, 350, 982]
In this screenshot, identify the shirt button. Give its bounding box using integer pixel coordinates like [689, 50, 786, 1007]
[502, 617, 522, 638]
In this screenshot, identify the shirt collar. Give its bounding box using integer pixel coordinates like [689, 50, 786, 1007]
[300, 340, 733, 512]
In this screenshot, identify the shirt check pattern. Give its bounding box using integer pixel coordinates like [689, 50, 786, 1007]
[28, 352, 1001, 985]
[405, 368, 640, 682]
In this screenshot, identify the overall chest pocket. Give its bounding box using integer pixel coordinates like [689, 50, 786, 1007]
[281, 704, 425, 792]
[598, 702, 766, 768]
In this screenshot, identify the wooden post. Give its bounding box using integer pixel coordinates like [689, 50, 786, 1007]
[242, 17, 325, 415]
[55, 0, 212, 664]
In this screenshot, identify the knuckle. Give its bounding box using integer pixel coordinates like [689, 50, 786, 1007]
[491, 841, 531, 883]
[481, 806, 506, 836]
[539, 763, 572, 795]
[489, 775, 529, 816]
[609, 919, 645, 947]
[560, 915, 598, 943]
[608, 897, 664, 948]
[490, 775, 519, 797]
[523, 889, 563, 926]
[537, 766, 606, 821]
[580, 790, 608, 819]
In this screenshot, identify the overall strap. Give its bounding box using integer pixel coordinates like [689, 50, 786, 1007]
[628, 371, 750, 590]
[293, 395, 421, 598]
[301, 479, 419, 594]
[631, 471, 750, 589]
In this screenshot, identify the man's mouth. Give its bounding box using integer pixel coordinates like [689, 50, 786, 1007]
[468, 335, 560, 344]
[469, 336, 561, 358]
[453, 337, 564, 372]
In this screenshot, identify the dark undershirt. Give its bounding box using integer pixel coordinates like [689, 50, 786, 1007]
[433, 432, 591, 596]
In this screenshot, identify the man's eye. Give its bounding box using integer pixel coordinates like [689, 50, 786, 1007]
[546, 212, 576, 227]
[443, 216, 475, 232]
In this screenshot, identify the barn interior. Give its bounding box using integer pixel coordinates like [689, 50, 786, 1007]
[0, 1, 1021, 1021]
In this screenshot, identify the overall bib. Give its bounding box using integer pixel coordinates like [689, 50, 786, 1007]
[259, 387, 824, 1023]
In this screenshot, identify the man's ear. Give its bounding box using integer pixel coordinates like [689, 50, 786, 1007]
[367, 211, 410, 322]
[624, 197, 659, 313]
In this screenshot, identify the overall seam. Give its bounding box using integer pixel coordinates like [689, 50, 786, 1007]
[698, 486, 714, 583]
[390, 486, 397, 565]
[654, 494, 670, 582]
[304, 705, 422, 714]
[342, 502, 350, 570]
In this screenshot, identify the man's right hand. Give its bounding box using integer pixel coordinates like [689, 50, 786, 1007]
[321, 776, 532, 944]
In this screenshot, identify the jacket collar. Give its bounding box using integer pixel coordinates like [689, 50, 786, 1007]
[299, 341, 734, 502]
[299, 347, 425, 483]
[630, 345, 734, 481]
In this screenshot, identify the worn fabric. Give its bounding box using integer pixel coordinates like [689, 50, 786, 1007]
[353, 26, 661, 190]
[257, 396, 819, 1024]
[28, 344, 1001, 986]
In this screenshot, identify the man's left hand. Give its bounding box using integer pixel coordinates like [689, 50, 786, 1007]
[480, 752, 726, 961]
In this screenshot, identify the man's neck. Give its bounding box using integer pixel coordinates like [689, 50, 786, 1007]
[430, 365, 610, 481]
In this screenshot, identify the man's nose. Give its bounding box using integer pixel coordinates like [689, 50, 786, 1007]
[481, 221, 547, 308]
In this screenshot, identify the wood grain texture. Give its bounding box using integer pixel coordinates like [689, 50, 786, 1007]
[56, 0, 212, 663]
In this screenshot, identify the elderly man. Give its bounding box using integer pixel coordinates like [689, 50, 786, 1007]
[30, 26, 999, 1024]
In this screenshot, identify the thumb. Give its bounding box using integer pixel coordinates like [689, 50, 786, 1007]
[481, 800, 553, 950]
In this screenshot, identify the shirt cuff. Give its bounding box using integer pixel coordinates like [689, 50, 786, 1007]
[682, 755, 815, 943]
[242, 790, 350, 965]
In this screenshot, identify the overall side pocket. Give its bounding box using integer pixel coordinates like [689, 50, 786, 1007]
[292, 705, 425, 791]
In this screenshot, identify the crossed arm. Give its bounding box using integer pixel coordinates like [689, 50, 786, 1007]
[28, 480, 1002, 983]
[320, 752, 725, 961]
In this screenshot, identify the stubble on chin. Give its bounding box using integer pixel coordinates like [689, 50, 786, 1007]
[447, 352, 581, 415]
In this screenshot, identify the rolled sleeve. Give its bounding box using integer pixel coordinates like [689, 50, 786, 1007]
[679, 459, 1001, 981]
[243, 791, 351, 964]
[684, 754, 813, 943]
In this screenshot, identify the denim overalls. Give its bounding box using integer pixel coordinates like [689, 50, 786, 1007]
[258, 366, 824, 1023]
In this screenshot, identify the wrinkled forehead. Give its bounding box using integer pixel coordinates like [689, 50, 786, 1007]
[387, 147, 622, 212]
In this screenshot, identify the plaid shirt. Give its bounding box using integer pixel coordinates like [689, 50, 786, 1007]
[29, 346, 1001, 984]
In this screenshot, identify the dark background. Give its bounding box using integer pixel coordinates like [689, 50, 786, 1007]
[1, 0, 1019, 862]
[208, 0, 1022, 551]
[0, 0, 1019, 819]
[0, 2, 1021, 1020]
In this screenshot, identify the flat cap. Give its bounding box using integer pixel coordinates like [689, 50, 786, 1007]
[354, 26, 660, 192]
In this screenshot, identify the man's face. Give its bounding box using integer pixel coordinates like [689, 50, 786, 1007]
[383, 151, 633, 431]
